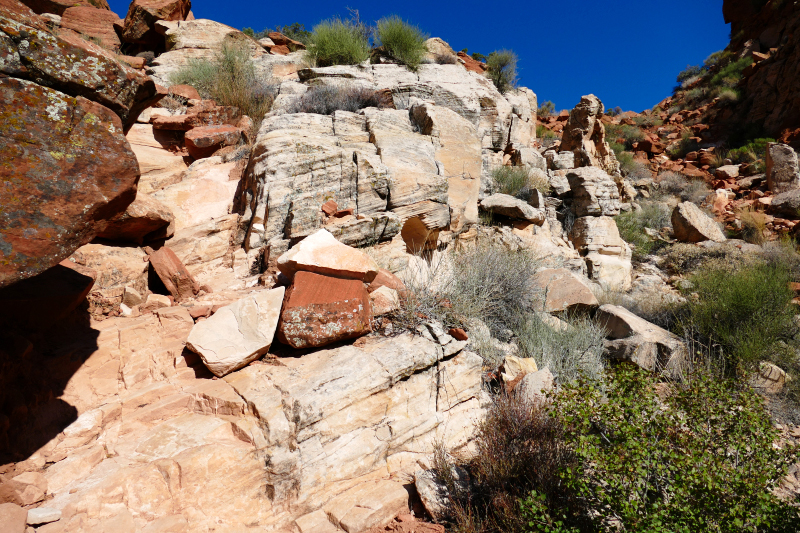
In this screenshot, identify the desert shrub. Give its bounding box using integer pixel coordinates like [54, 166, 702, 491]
[728, 137, 775, 164]
[660, 241, 746, 274]
[710, 56, 753, 87]
[676, 64, 703, 83]
[536, 124, 557, 140]
[433, 53, 459, 65]
[375, 16, 428, 71]
[536, 365, 800, 532]
[170, 41, 278, 136]
[715, 86, 741, 105]
[604, 123, 646, 150]
[615, 201, 672, 260]
[307, 18, 370, 67]
[621, 159, 652, 181]
[655, 171, 710, 204]
[704, 49, 732, 69]
[471, 52, 487, 62]
[678, 259, 797, 372]
[538, 100, 556, 118]
[514, 315, 606, 383]
[287, 85, 386, 115]
[491, 166, 550, 198]
[486, 50, 518, 93]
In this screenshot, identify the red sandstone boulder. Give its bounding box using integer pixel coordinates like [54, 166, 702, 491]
[97, 192, 175, 244]
[456, 51, 486, 73]
[168, 83, 201, 100]
[0, 0, 161, 128]
[60, 6, 122, 49]
[185, 124, 242, 159]
[0, 77, 140, 288]
[151, 104, 241, 130]
[19, 0, 109, 16]
[145, 245, 200, 301]
[121, 0, 191, 47]
[367, 269, 407, 295]
[278, 271, 372, 349]
[267, 31, 305, 50]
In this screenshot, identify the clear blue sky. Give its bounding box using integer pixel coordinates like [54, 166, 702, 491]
[109, 0, 730, 113]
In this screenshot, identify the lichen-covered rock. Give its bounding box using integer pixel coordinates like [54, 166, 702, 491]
[1, 0, 161, 128]
[0, 77, 139, 288]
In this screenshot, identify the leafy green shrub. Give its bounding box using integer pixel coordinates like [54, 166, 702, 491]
[676, 64, 702, 83]
[605, 123, 646, 150]
[615, 201, 672, 260]
[486, 50, 518, 93]
[170, 41, 278, 136]
[667, 133, 701, 158]
[491, 166, 550, 198]
[709, 56, 753, 87]
[728, 137, 775, 164]
[375, 16, 428, 71]
[678, 259, 797, 372]
[538, 100, 556, 118]
[288, 85, 386, 115]
[307, 18, 370, 67]
[536, 124, 557, 140]
[539, 365, 800, 532]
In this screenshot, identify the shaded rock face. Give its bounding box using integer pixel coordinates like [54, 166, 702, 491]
[19, 0, 109, 16]
[560, 94, 620, 176]
[121, 0, 191, 50]
[0, 0, 161, 129]
[0, 77, 139, 288]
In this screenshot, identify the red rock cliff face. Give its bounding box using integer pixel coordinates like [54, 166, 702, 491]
[723, 0, 800, 140]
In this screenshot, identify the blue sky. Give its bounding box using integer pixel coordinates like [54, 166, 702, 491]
[109, 0, 730, 112]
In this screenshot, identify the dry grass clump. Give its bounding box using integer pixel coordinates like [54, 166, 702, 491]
[654, 171, 711, 204]
[287, 85, 387, 115]
[490, 166, 551, 199]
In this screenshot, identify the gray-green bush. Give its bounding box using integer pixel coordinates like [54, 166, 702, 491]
[375, 16, 428, 71]
[491, 166, 551, 198]
[486, 50, 518, 93]
[307, 18, 370, 67]
[288, 85, 386, 115]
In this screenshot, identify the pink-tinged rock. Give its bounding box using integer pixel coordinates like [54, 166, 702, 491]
[1, 0, 161, 128]
[0, 77, 139, 288]
[0, 260, 95, 331]
[267, 30, 306, 50]
[278, 229, 380, 283]
[0, 502, 26, 533]
[185, 125, 242, 159]
[278, 271, 372, 349]
[60, 6, 121, 49]
[370, 286, 399, 315]
[169, 83, 200, 100]
[531, 268, 599, 314]
[321, 199, 339, 216]
[97, 191, 174, 244]
[151, 105, 241, 131]
[19, 0, 109, 16]
[145, 245, 199, 301]
[367, 269, 407, 295]
[121, 0, 191, 47]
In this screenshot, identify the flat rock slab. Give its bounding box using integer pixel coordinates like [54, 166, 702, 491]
[323, 480, 409, 533]
[278, 271, 371, 349]
[187, 287, 284, 377]
[278, 229, 379, 282]
[185, 124, 242, 159]
[532, 268, 598, 313]
[671, 202, 726, 243]
[0, 77, 139, 288]
[480, 193, 545, 223]
[27, 506, 61, 526]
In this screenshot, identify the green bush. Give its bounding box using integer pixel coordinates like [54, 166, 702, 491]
[615, 201, 672, 260]
[170, 41, 278, 137]
[678, 259, 797, 372]
[709, 56, 753, 87]
[375, 16, 428, 71]
[307, 18, 370, 67]
[605, 123, 646, 150]
[536, 124, 557, 140]
[676, 64, 702, 83]
[486, 50, 518, 93]
[538, 100, 556, 118]
[272, 22, 312, 44]
[727, 137, 775, 164]
[491, 166, 550, 198]
[536, 365, 800, 532]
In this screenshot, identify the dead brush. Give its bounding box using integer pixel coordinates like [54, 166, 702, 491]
[738, 206, 768, 245]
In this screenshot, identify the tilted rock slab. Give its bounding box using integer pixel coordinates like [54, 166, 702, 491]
[186, 287, 284, 376]
[531, 268, 599, 314]
[565, 167, 622, 217]
[766, 142, 800, 194]
[597, 304, 687, 376]
[278, 228, 379, 282]
[0, 77, 139, 288]
[671, 202, 726, 243]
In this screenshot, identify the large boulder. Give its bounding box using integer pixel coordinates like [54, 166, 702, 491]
[569, 216, 632, 290]
[60, 6, 122, 49]
[596, 304, 687, 375]
[480, 194, 545, 223]
[121, 0, 191, 48]
[769, 189, 800, 218]
[1, 0, 161, 128]
[277, 271, 372, 349]
[186, 287, 284, 377]
[566, 167, 621, 217]
[560, 95, 620, 175]
[766, 142, 800, 194]
[0, 77, 139, 288]
[671, 202, 726, 243]
[531, 268, 599, 314]
[277, 229, 379, 283]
